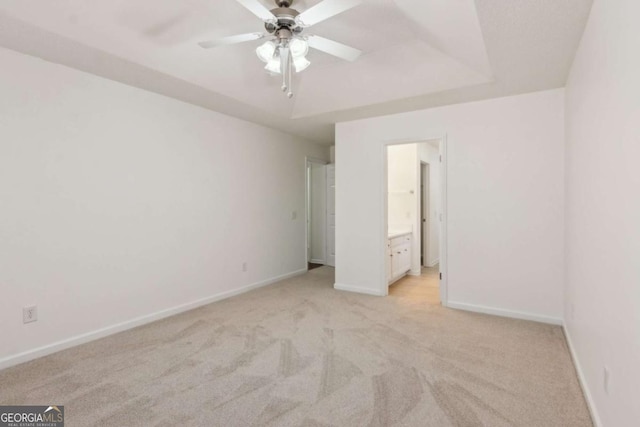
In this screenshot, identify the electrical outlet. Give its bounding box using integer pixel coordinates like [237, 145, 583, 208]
[242, 262, 248, 272]
[23, 306, 37, 324]
[603, 366, 610, 395]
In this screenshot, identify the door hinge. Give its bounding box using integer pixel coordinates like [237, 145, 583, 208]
[439, 155, 442, 162]
[439, 272, 442, 280]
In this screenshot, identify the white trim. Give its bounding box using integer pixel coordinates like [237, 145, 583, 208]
[427, 258, 440, 268]
[409, 269, 422, 276]
[563, 324, 602, 427]
[334, 282, 387, 296]
[0, 268, 307, 371]
[420, 161, 430, 271]
[387, 274, 407, 286]
[309, 258, 325, 265]
[381, 143, 391, 294]
[439, 136, 449, 307]
[447, 301, 563, 325]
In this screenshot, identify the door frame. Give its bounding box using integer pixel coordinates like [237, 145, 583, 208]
[382, 136, 448, 306]
[420, 161, 430, 267]
[305, 157, 328, 270]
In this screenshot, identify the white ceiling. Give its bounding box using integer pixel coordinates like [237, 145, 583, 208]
[0, 0, 593, 144]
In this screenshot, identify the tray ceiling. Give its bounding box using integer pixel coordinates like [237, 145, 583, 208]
[0, 0, 593, 143]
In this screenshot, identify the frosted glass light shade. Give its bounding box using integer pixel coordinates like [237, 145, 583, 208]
[265, 56, 309, 73]
[265, 58, 281, 74]
[294, 56, 310, 72]
[256, 41, 276, 63]
[289, 38, 309, 58]
[260, 39, 310, 77]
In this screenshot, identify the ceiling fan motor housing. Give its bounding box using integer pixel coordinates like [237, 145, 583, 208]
[265, 2, 303, 36]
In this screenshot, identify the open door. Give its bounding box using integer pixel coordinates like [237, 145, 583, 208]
[326, 164, 336, 267]
[306, 158, 328, 267]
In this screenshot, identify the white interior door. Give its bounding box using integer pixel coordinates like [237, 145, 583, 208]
[326, 164, 336, 267]
[309, 162, 327, 264]
[306, 163, 312, 262]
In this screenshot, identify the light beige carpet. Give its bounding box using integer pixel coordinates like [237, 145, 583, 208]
[0, 267, 592, 426]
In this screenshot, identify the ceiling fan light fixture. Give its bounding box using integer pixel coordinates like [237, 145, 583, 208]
[265, 58, 282, 74]
[289, 37, 309, 58]
[294, 56, 310, 72]
[264, 53, 310, 74]
[197, 0, 365, 98]
[256, 40, 277, 62]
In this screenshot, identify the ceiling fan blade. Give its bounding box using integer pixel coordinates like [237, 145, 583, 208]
[235, 0, 276, 22]
[307, 35, 362, 62]
[198, 32, 264, 49]
[295, 0, 363, 27]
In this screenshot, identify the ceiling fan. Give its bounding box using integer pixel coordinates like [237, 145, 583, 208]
[198, 0, 364, 98]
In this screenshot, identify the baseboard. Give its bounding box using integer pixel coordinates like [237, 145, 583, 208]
[309, 259, 325, 265]
[447, 301, 563, 325]
[334, 283, 386, 296]
[387, 275, 404, 286]
[427, 258, 440, 268]
[563, 324, 602, 427]
[0, 268, 307, 371]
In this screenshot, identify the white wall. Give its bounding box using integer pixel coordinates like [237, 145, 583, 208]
[418, 142, 441, 267]
[309, 162, 326, 263]
[564, 0, 640, 425]
[335, 89, 565, 323]
[0, 47, 328, 367]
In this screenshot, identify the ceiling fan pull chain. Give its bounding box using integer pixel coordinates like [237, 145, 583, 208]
[287, 51, 294, 98]
[280, 46, 289, 92]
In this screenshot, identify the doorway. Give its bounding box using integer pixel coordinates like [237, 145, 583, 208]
[384, 139, 445, 304]
[306, 158, 327, 270]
